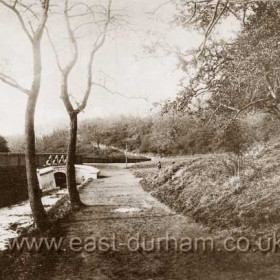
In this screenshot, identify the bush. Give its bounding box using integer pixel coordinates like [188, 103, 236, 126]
[0, 135, 10, 153]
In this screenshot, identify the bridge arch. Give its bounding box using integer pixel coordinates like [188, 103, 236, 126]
[37, 164, 99, 191]
[54, 172, 67, 189]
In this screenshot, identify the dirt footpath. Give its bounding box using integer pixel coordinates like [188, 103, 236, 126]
[7, 165, 280, 280]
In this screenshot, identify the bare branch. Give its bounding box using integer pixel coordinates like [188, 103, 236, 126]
[0, 0, 33, 42]
[45, 27, 63, 72]
[0, 72, 30, 95]
[48, 0, 121, 115]
[78, 0, 113, 112]
[63, 0, 79, 75]
[150, 0, 172, 14]
[206, 97, 270, 126]
[263, 65, 277, 100]
[198, 0, 229, 56]
[92, 81, 149, 102]
[180, 2, 197, 25]
[73, 19, 105, 33]
[206, 104, 221, 126]
[33, 0, 50, 41]
[17, 2, 40, 20]
[233, 98, 269, 119]
[58, 0, 79, 115]
[225, 5, 240, 20]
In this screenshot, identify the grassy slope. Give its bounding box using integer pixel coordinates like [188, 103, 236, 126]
[133, 140, 280, 237]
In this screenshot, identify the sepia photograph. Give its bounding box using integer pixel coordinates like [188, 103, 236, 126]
[0, 0, 280, 279]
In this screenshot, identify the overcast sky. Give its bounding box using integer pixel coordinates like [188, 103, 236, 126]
[0, 0, 238, 137]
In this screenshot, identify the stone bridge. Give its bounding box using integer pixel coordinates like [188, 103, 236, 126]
[37, 164, 100, 191]
[0, 152, 150, 207]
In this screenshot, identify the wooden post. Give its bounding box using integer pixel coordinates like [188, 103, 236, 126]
[125, 142, 128, 169]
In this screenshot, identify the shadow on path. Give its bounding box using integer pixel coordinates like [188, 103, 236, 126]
[3, 166, 280, 280]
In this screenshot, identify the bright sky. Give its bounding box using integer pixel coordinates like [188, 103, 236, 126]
[0, 0, 238, 137]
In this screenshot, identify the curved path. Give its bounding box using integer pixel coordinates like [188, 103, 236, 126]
[23, 165, 280, 279]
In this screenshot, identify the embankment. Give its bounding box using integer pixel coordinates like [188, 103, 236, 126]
[132, 141, 280, 237]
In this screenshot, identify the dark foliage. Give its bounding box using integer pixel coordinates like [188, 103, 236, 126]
[0, 135, 10, 153]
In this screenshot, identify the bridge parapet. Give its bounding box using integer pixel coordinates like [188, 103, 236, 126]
[0, 153, 83, 167]
[0, 153, 150, 167]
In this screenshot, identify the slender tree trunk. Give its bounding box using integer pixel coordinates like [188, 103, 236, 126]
[25, 42, 47, 230]
[66, 112, 84, 208]
[53, 0, 112, 209]
[60, 75, 84, 208]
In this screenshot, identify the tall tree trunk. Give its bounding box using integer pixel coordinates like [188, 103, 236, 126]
[25, 42, 47, 230]
[66, 112, 84, 208]
[54, 0, 112, 209]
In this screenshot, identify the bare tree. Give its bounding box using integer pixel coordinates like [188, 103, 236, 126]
[0, 0, 50, 229]
[48, 0, 114, 208]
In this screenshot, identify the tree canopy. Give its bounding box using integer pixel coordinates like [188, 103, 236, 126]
[165, 1, 280, 124]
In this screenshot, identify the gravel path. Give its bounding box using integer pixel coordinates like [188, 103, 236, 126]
[5, 164, 280, 280]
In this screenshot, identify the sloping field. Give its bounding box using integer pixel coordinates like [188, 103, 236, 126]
[133, 141, 280, 237]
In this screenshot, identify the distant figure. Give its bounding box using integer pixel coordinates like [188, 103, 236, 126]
[172, 160, 175, 165]
[157, 161, 162, 171]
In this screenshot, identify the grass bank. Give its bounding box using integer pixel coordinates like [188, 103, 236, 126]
[132, 140, 280, 238]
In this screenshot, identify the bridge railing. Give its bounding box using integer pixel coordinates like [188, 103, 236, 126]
[0, 153, 150, 167]
[0, 153, 83, 167]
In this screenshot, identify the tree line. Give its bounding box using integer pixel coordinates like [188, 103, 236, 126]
[6, 111, 279, 158]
